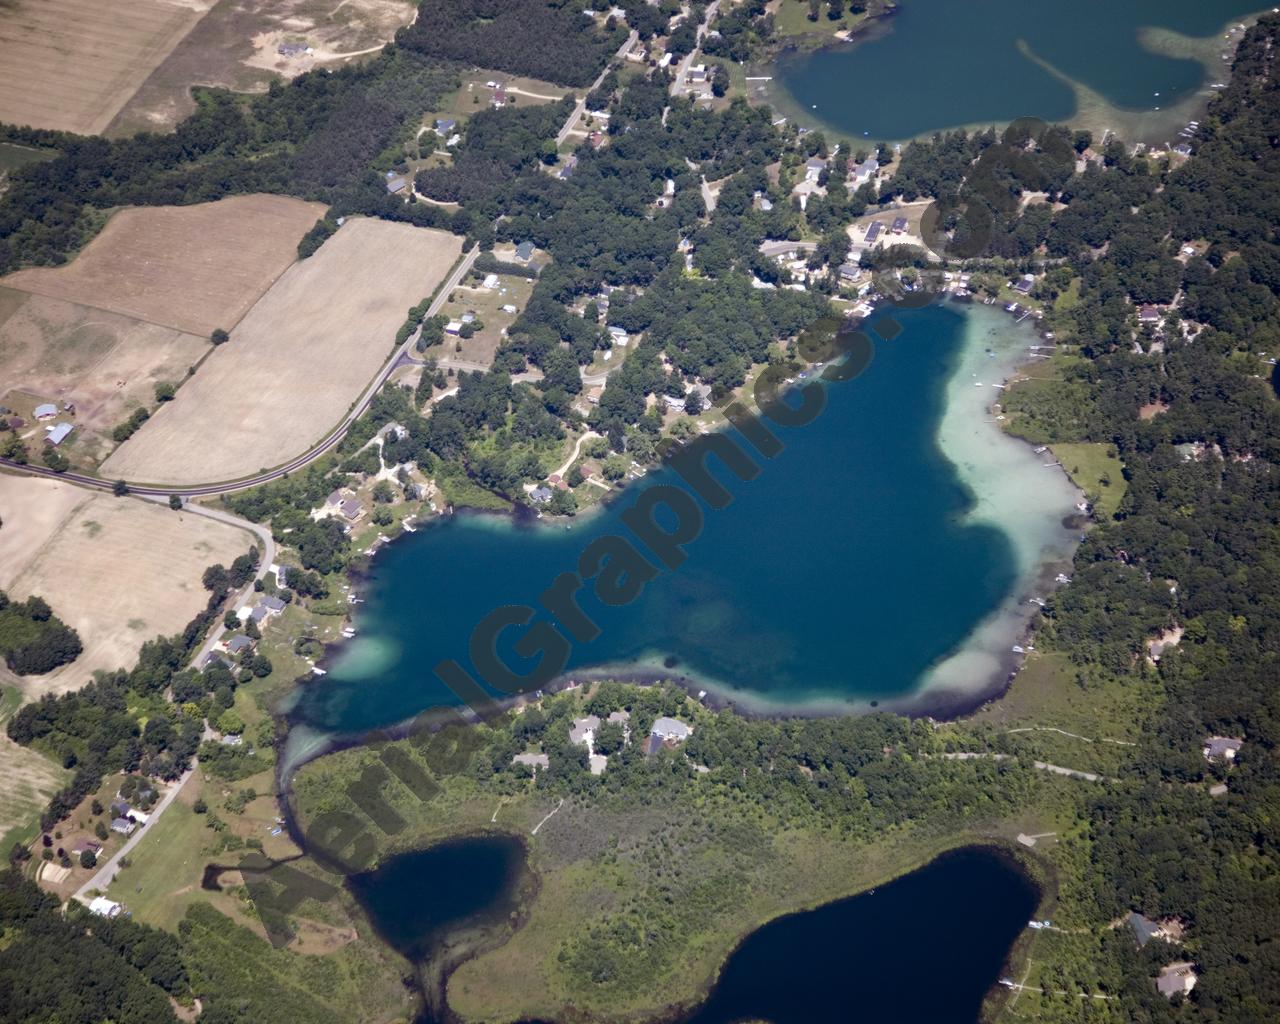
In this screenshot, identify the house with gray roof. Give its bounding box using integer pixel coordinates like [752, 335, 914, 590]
[512, 752, 549, 772]
[1156, 962, 1197, 999]
[44, 423, 74, 446]
[650, 716, 692, 742]
[569, 715, 600, 747]
[33, 403, 58, 419]
[514, 240, 535, 262]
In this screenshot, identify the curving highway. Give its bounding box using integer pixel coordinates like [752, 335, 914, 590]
[0, 246, 479, 498]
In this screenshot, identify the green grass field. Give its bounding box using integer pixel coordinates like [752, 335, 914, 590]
[1051, 442, 1127, 518]
[105, 791, 208, 930]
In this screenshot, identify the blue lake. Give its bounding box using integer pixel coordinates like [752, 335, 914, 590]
[288, 303, 1075, 742]
[771, 0, 1262, 142]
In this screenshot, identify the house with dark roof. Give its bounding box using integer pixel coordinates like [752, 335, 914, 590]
[340, 498, 364, 522]
[384, 171, 409, 195]
[864, 221, 883, 244]
[514, 240, 536, 262]
[891, 216, 909, 234]
[111, 817, 136, 836]
[1011, 274, 1035, 295]
[530, 486, 553, 504]
[804, 156, 828, 182]
[224, 634, 255, 655]
[435, 118, 457, 135]
[1127, 912, 1168, 948]
[1203, 735, 1243, 762]
[1138, 304, 1162, 324]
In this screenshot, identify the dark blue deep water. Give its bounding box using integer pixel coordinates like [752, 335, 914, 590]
[348, 835, 525, 961]
[681, 846, 1040, 1024]
[292, 305, 1019, 736]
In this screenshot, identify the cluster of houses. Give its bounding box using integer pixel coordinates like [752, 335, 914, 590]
[109, 796, 150, 837]
[791, 150, 879, 210]
[510, 712, 695, 776]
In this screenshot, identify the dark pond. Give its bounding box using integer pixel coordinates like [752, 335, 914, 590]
[680, 846, 1039, 1024]
[348, 834, 526, 962]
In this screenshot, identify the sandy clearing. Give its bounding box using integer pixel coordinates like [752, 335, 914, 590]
[108, 0, 416, 135]
[0, 0, 212, 135]
[0, 475, 254, 696]
[2, 196, 327, 337]
[100, 218, 463, 485]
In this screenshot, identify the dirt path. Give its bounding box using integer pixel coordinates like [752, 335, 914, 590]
[1006, 725, 1136, 747]
[530, 798, 564, 836]
[551, 431, 600, 480]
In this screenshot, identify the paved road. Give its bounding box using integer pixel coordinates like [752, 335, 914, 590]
[557, 30, 639, 146]
[73, 758, 197, 903]
[0, 246, 479, 498]
[670, 1, 720, 99]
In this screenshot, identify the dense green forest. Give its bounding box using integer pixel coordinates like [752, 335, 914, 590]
[0, 872, 185, 1024]
[0, 591, 81, 675]
[396, 0, 629, 88]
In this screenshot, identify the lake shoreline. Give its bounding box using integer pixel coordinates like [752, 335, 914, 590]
[757, 2, 1266, 146]
[277, 302, 1079, 781]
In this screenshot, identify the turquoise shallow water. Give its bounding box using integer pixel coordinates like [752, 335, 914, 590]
[289, 304, 1074, 740]
[772, 0, 1261, 141]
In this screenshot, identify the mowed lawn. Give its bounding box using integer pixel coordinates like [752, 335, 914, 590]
[0, 0, 208, 135]
[1051, 442, 1127, 518]
[101, 218, 463, 485]
[0, 474, 254, 696]
[2, 195, 327, 337]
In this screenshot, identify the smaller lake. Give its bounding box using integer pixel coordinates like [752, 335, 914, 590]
[348, 835, 526, 962]
[681, 846, 1039, 1024]
[771, 0, 1262, 142]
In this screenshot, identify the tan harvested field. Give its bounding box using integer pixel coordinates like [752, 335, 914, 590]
[0, 689, 69, 846]
[0, 474, 253, 696]
[0, 288, 207, 466]
[0, 0, 211, 135]
[1, 196, 328, 337]
[109, 0, 416, 136]
[101, 218, 463, 485]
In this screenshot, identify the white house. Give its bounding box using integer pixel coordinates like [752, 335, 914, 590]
[88, 896, 124, 918]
